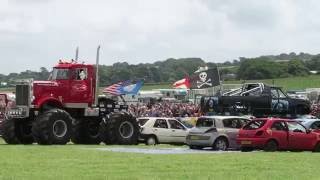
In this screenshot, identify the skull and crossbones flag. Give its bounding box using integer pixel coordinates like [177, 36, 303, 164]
[190, 67, 220, 89]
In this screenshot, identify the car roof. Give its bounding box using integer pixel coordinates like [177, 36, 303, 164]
[301, 119, 320, 123]
[199, 115, 250, 119]
[137, 117, 177, 120]
[253, 118, 296, 122]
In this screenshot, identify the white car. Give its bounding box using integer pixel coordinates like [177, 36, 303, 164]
[138, 117, 190, 145]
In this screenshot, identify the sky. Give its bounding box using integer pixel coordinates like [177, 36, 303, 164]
[1, 0, 320, 74]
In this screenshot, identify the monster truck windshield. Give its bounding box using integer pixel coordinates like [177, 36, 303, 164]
[271, 88, 287, 98]
[50, 68, 70, 80]
[278, 89, 287, 98]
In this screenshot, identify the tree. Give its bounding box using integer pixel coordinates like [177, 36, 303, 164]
[306, 55, 320, 71]
[237, 57, 293, 80]
[39, 67, 50, 80]
[287, 60, 309, 76]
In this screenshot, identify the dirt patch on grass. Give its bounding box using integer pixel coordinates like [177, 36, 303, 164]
[96, 147, 240, 154]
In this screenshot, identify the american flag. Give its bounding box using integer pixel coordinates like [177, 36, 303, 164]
[103, 80, 131, 95]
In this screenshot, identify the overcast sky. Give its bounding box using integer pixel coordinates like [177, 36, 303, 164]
[1, 0, 320, 74]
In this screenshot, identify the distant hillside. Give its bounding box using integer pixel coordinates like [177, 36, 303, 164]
[257, 52, 316, 61]
[0, 52, 319, 86]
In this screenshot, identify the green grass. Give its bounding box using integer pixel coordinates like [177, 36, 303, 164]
[225, 74, 320, 91]
[0, 87, 14, 93]
[0, 138, 320, 180]
[140, 75, 320, 91]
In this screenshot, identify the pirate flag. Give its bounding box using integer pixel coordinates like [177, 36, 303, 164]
[190, 67, 220, 89]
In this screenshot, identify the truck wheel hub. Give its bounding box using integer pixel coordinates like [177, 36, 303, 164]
[119, 121, 134, 139]
[52, 120, 67, 138]
[88, 122, 99, 137]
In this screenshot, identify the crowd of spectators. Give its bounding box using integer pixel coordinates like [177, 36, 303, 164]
[311, 103, 320, 118]
[129, 101, 200, 118]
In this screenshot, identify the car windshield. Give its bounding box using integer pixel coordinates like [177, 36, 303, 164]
[196, 118, 215, 128]
[180, 121, 193, 128]
[138, 118, 149, 126]
[243, 120, 266, 130]
[50, 68, 69, 80]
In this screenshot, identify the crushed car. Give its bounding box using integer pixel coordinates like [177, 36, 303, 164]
[237, 118, 320, 152]
[186, 116, 251, 150]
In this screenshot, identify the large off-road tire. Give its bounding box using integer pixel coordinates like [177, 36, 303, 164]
[264, 140, 278, 152]
[32, 109, 73, 145]
[99, 112, 139, 145]
[0, 117, 34, 144]
[71, 118, 101, 144]
[296, 105, 310, 115]
[213, 137, 228, 151]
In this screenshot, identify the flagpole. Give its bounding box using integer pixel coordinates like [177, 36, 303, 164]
[217, 66, 222, 96]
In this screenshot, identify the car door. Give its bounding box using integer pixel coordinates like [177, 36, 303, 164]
[270, 121, 289, 149]
[271, 88, 289, 114]
[70, 68, 91, 104]
[287, 121, 315, 150]
[222, 118, 241, 148]
[152, 119, 171, 143]
[168, 119, 188, 143]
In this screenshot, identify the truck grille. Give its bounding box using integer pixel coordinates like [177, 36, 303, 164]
[16, 84, 30, 106]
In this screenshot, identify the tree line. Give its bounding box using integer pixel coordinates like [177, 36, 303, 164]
[0, 52, 319, 86]
[237, 53, 320, 80]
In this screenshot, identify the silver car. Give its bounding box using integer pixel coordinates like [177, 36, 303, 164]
[186, 116, 250, 150]
[301, 119, 320, 130]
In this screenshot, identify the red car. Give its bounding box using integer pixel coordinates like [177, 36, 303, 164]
[237, 118, 320, 152]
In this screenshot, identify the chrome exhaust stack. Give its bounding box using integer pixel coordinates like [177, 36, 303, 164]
[94, 45, 100, 106]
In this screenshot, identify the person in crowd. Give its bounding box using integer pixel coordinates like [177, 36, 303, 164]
[129, 101, 200, 118]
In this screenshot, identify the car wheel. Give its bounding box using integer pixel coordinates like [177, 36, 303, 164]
[146, 136, 157, 145]
[241, 147, 253, 152]
[99, 112, 139, 145]
[264, 140, 278, 152]
[313, 143, 320, 152]
[213, 137, 228, 151]
[189, 145, 203, 150]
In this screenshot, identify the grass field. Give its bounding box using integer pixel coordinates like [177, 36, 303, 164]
[0, 138, 320, 180]
[225, 74, 320, 91]
[142, 75, 320, 91]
